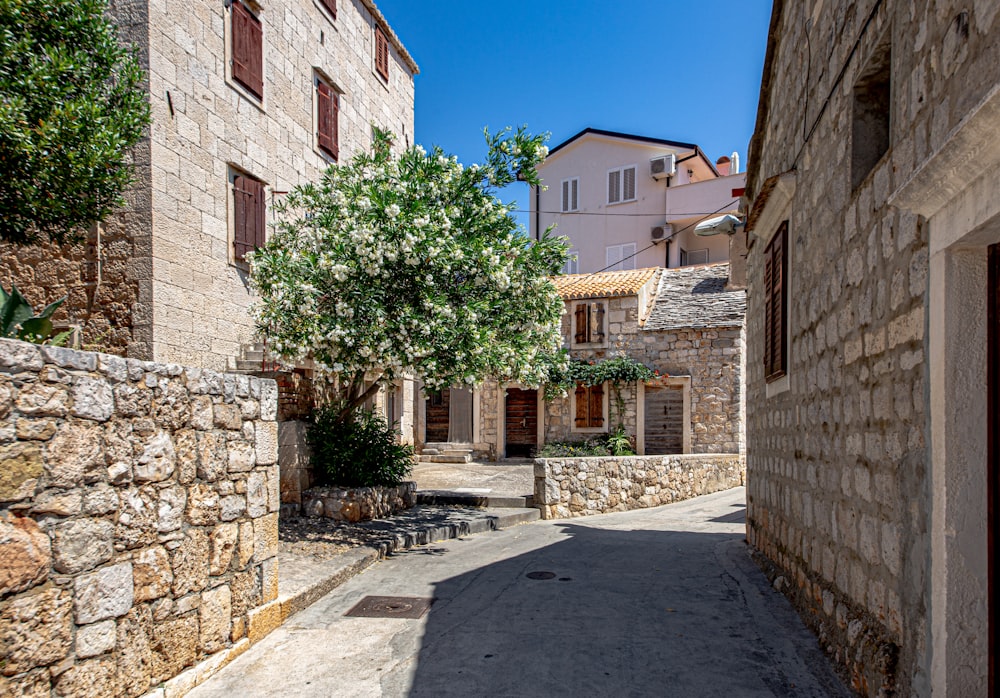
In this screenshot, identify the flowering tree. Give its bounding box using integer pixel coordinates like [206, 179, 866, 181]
[249, 127, 569, 421]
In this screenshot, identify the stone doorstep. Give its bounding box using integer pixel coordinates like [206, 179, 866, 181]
[140, 507, 539, 698]
[415, 490, 535, 509]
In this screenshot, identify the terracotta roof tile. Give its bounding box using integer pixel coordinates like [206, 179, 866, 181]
[551, 268, 660, 300]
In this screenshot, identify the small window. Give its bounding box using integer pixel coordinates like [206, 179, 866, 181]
[561, 178, 579, 212]
[680, 248, 709, 266]
[763, 221, 788, 382]
[316, 78, 339, 160]
[233, 172, 266, 263]
[374, 26, 389, 81]
[851, 35, 891, 190]
[563, 250, 579, 275]
[231, 1, 263, 100]
[318, 0, 336, 20]
[574, 382, 605, 430]
[605, 243, 636, 272]
[573, 301, 605, 345]
[608, 165, 637, 204]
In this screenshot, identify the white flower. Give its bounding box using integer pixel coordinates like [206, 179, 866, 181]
[386, 204, 401, 218]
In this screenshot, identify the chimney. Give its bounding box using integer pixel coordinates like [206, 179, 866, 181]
[716, 155, 731, 177]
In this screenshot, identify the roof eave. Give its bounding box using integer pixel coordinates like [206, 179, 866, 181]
[360, 0, 420, 75]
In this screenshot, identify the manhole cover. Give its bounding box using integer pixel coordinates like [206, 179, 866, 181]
[525, 571, 556, 580]
[344, 596, 433, 619]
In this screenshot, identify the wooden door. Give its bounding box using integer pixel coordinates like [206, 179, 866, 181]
[644, 384, 684, 455]
[989, 243, 999, 695]
[505, 388, 538, 458]
[425, 389, 450, 443]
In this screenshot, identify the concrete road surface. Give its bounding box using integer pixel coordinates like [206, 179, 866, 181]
[189, 488, 849, 697]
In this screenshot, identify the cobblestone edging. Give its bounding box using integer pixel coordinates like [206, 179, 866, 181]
[534, 454, 744, 519]
[0, 339, 280, 698]
[301, 482, 416, 522]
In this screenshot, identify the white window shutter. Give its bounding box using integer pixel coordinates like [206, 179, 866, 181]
[608, 170, 620, 204]
[622, 243, 637, 270]
[571, 178, 579, 211]
[561, 180, 570, 212]
[623, 166, 636, 201]
[606, 245, 622, 271]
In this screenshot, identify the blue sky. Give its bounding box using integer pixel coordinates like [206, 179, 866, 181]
[375, 1, 773, 225]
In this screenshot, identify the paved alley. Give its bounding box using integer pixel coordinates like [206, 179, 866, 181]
[189, 488, 849, 697]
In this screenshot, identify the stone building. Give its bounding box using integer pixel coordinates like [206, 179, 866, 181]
[416, 264, 745, 462]
[0, 0, 417, 371]
[741, 1, 1000, 695]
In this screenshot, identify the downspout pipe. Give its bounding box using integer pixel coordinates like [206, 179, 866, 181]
[534, 184, 541, 241]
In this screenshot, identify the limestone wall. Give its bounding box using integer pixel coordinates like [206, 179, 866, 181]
[0, 339, 279, 697]
[534, 455, 744, 519]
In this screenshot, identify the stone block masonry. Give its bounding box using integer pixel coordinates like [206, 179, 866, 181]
[301, 482, 416, 522]
[534, 455, 744, 519]
[0, 338, 279, 697]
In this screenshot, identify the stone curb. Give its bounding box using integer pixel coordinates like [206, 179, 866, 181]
[145, 507, 538, 697]
[415, 491, 535, 509]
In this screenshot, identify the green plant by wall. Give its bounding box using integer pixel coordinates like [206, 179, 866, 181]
[0, 285, 70, 344]
[544, 353, 659, 431]
[0, 0, 151, 244]
[307, 406, 414, 488]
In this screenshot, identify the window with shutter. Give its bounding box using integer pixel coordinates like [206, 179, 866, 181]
[561, 177, 579, 212]
[608, 170, 621, 204]
[375, 26, 389, 81]
[605, 243, 636, 271]
[608, 165, 637, 204]
[573, 382, 605, 429]
[562, 250, 579, 275]
[573, 301, 606, 345]
[319, 0, 336, 20]
[763, 221, 788, 382]
[232, 1, 263, 99]
[623, 166, 636, 201]
[316, 79, 339, 160]
[233, 173, 266, 263]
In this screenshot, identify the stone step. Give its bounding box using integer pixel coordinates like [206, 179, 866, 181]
[417, 454, 473, 464]
[416, 491, 535, 509]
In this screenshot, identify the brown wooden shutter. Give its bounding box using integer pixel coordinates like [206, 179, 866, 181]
[320, 0, 336, 19]
[317, 81, 338, 159]
[764, 221, 788, 381]
[233, 174, 265, 262]
[375, 26, 389, 80]
[575, 384, 588, 426]
[574, 304, 587, 344]
[589, 383, 604, 428]
[331, 87, 339, 159]
[763, 245, 774, 375]
[232, 2, 263, 99]
[592, 302, 605, 342]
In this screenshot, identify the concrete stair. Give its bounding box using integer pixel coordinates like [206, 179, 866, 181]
[418, 443, 473, 464]
[233, 342, 281, 373]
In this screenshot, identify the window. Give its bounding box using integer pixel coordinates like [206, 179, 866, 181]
[563, 250, 579, 275]
[374, 26, 389, 81]
[851, 35, 891, 190]
[316, 77, 339, 160]
[606, 243, 636, 271]
[763, 221, 788, 382]
[574, 382, 605, 430]
[233, 172, 266, 263]
[231, 1, 263, 100]
[680, 248, 709, 266]
[318, 0, 336, 20]
[573, 301, 605, 345]
[561, 178, 579, 212]
[608, 165, 637, 204]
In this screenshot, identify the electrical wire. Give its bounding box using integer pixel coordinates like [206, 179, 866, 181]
[511, 205, 740, 218]
[553, 199, 742, 296]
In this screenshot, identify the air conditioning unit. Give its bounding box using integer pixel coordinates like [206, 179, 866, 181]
[651, 224, 672, 241]
[650, 154, 676, 180]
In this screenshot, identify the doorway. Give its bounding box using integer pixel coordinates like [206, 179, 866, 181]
[504, 388, 538, 458]
[424, 387, 474, 444]
[643, 384, 685, 455]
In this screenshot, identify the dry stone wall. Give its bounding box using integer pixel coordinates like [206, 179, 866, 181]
[0, 339, 279, 697]
[534, 454, 745, 519]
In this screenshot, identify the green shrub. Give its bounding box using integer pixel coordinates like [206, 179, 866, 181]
[537, 428, 636, 458]
[307, 407, 414, 488]
[1, 285, 70, 344]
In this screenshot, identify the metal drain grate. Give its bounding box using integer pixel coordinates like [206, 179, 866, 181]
[344, 596, 433, 619]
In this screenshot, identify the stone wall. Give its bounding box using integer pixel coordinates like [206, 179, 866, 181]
[740, 1, 1000, 694]
[0, 339, 279, 697]
[302, 482, 416, 522]
[534, 454, 745, 519]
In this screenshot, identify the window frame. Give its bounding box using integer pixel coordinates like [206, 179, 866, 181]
[572, 300, 607, 348]
[563, 249, 579, 275]
[561, 177, 580, 212]
[314, 73, 340, 161]
[605, 243, 637, 272]
[374, 25, 389, 82]
[229, 0, 264, 102]
[316, 0, 336, 22]
[230, 168, 267, 266]
[607, 164, 637, 205]
[763, 221, 789, 383]
[572, 381, 608, 433]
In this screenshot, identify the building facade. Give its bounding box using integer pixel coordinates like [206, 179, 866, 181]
[0, 0, 417, 371]
[741, 1, 1000, 695]
[529, 128, 746, 274]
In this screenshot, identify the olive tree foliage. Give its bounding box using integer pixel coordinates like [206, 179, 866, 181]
[249, 127, 570, 421]
[0, 0, 150, 245]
